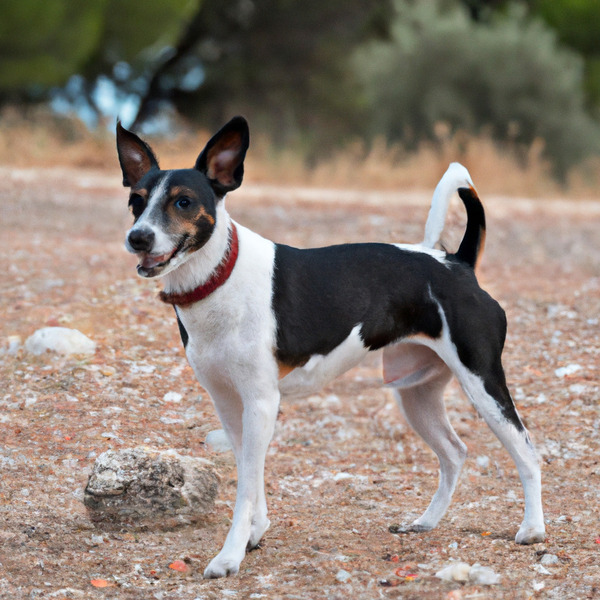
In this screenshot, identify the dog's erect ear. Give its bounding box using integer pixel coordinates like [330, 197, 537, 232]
[195, 116, 249, 197]
[116, 121, 160, 188]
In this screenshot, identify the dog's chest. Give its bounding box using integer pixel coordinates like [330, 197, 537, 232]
[174, 227, 279, 381]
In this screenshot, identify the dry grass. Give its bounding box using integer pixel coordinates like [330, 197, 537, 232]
[1, 106, 599, 197]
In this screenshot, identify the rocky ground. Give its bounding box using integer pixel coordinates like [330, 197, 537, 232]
[0, 166, 599, 599]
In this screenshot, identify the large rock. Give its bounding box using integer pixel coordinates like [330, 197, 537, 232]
[84, 448, 218, 527]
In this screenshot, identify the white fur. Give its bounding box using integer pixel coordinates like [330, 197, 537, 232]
[126, 176, 173, 255]
[394, 243, 449, 265]
[173, 221, 281, 578]
[279, 325, 369, 398]
[423, 162, 474, 249]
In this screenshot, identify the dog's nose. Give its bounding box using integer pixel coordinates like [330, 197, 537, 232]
[128, 228, 155, 252]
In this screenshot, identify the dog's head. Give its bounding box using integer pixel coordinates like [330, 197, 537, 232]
[117, 116, 249, 278]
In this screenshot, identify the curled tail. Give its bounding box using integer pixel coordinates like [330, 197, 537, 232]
[454, 185, 486, 269]
[422, 162, 486, 269]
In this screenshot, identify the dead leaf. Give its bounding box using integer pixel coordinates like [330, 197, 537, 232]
[90, 579, 112, 588]
[169, 560, 189, 572]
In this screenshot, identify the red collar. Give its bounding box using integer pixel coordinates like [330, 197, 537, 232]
[159, 223, 239, 307]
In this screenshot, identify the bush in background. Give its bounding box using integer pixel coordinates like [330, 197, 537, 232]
[354, 1, 600, 177]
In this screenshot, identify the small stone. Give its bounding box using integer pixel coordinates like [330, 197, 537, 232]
[469, 564, 501, 585]
[533, 563, 551, 575]
[435, 562, 500, 585]
[554, 364, 582, 378]
[532, 581, 545, 592]
[84, 448, 218, 527]
[476, 455, 490, 469]
[4, 335, 21, 355]
[335, 569, 352, 583]
[435, 562, 471, 583]
[25, 327, 96, 356]
[205, 429, 233, 453]
[540, 553, 559, 566]
[333, 472, 353, 482]
[163, 391, 183, 403]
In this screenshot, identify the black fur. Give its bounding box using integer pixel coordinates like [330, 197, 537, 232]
[194, 116, 250, 197]
[455, 186, 486, 268]
[175, 310, 189, 348]
[272, 243, 523, 429]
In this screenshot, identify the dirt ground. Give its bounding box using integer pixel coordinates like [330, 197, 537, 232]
[0, 165, 599, 600]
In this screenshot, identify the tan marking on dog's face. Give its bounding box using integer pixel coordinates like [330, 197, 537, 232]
[128, 188, 149, 220]
[160, 183, 217, 252]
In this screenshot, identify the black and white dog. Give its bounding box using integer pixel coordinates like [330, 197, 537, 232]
[116, 116, 545, 578]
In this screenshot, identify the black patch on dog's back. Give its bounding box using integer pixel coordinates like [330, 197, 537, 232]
[271, 242, 524, 430]
[271, 243, 445, 367]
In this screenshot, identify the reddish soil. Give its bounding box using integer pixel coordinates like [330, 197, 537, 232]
[0, 166, 599, 599]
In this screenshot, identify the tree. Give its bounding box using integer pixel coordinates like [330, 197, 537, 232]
[0, 0, 195, 102]
[131, 0, 392, 147]
[0, 1, 106, 97]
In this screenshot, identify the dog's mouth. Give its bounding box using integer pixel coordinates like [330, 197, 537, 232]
[136, 237, 187, 277]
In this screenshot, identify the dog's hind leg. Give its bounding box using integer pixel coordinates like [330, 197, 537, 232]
[391, 364, 466, 532]
[428, 293, 545, 544]
[454, 365, 545, 544]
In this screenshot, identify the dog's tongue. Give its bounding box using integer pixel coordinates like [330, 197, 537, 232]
[140, 252, 171, 269]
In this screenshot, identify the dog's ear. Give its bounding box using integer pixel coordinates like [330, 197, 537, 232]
[195, 116, 249, 197]
[116, 121, 160, 188]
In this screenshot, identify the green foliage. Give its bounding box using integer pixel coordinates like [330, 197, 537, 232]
[354, 1, 600, 176]
[0, 0, 195, 95]
[533, 0, 600, 110]
[92, 0, 196, 69]
[535, 0, 600, 56]
[0, 1, 106, 92]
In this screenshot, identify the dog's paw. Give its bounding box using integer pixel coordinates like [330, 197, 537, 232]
[515, 524, 546, 545]
[389, 522, 433, 535]
[203, 554, 242, 579]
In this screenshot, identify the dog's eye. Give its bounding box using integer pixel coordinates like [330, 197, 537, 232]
[175, 196, 193, 210]
[128, 194, 145, 218]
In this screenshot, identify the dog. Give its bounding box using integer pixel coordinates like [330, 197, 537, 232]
[116, 116, 545, 578]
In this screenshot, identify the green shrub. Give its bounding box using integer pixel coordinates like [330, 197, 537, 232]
[354, 1, 600, 177]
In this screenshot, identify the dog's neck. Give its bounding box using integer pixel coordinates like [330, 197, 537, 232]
[162, 202, 232, 297]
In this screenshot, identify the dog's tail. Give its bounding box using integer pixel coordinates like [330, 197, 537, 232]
[422, 162, 485, 269]
[454, 185, 486, 269]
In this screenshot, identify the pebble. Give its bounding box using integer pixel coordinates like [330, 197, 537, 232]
[24, 327, 96, 356]
[335, 569, 352, 583]
[554, 364, 582, 378]
[435, 562, 471, 583]
[476, 455, 490, 469]
[469, 564, 501, 585]
[540, 553, 559, 566]
[3, 335, 21, 355]
[533, 564, 551, 575]
[435, 562, 500, 585]
[205, 429, 233, 453]
[532, 581, 545, 592]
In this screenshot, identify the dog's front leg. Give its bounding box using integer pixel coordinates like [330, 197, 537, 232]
[204, 388, 280, 579]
